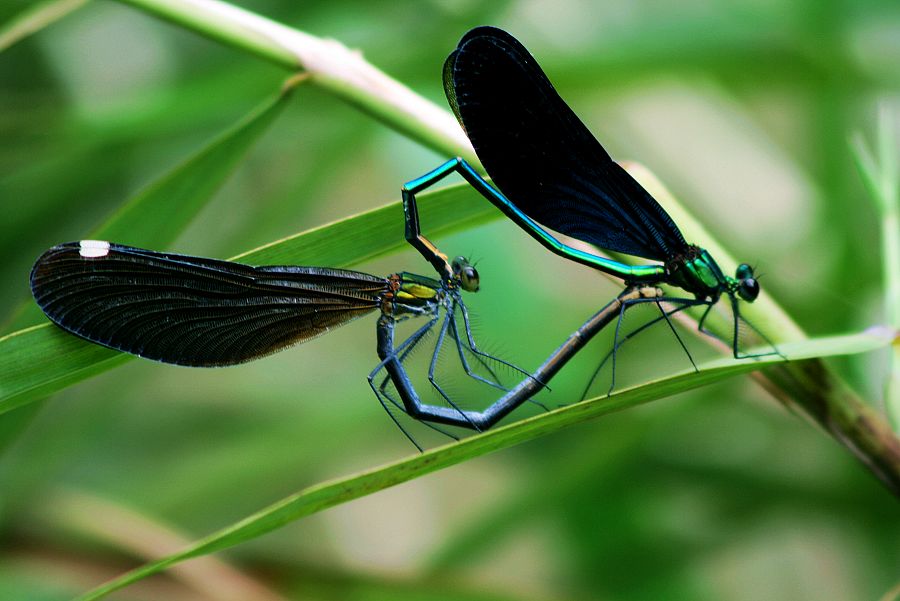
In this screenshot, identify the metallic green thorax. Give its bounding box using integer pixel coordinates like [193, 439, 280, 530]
[666, 245, 730, 299]
[661, 244, 763, 305]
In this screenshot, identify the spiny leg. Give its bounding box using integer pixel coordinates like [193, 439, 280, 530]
[376, 289, 667, 433]
[577, 297, 631, 400]
[655, 299, 698, 372]
[695, 295, 783, 359]
[729, 296, 785, 360]
[426, 311, 481, 431]
[446, 311, 551, 413]
[605, 296, 710, 396]
[695, 298, 739, 353]
[605, 298, 631, 397]
[439, 308, 551, 414]
[376, 315, 434, 395]
[368, 316, 440, 449]
[454, 299, 545, 388]
[446, 308, 507, 391]
[694, 297, 768, 359]
[375, 316, 495, 432]
[374, 317, 461, 443]
[464, 305, 552, 412]
[371, 313, 439, 382]
[377, 378, 460, 444]
[369, 360, 424, 452]
[579, 297, 708, 400]
[696, 301, 717, 338]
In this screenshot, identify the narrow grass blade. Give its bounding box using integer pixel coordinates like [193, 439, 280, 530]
[74, 331, 892, 601]
[5, 82, 297, 333]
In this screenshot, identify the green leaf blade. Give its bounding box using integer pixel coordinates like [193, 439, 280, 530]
[0, 325, 127, 415]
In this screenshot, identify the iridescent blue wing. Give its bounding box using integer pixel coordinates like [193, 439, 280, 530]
[445, 26, 688, 262]
[31, 241, 386, 366]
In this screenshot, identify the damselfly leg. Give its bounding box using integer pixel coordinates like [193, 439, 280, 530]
[581, 297, 709, 399]
[375, 286, 663, 436]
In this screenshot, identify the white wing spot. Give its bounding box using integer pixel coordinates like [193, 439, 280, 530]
[79, 240, 111, 258]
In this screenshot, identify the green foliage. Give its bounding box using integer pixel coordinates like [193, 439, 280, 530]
[2, 1, 900, 601]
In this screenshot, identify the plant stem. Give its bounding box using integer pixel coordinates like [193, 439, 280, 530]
[851, 107, 900, 431]
[115, 0, 478, 165]
[876, 107, 900, 432]
[876, 107, 900, 329]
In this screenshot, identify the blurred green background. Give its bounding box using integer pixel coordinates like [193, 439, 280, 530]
[2, 0, 900, 599]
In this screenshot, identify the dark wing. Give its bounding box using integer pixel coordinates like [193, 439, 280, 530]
[30, 241, 387, 366]
[445, 26, 688, 262]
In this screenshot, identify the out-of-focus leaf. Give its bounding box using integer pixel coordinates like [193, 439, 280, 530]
[0, 0, 87, 53]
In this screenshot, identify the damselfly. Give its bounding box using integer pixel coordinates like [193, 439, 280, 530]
[30, 240, 534, 447]
[404, 26, 781, 394]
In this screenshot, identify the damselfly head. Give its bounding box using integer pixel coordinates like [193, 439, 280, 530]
[451, 256, 480, 292]
[735, 263, 760, 302]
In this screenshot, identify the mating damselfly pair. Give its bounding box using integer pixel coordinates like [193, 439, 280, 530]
[30, 27, 780, 449]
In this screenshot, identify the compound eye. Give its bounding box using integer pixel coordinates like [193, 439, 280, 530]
[735, 263, 754, 281]
[451, 256, 479, 292]
[738, 277, 760, 302]
[460, 265, 480, 292]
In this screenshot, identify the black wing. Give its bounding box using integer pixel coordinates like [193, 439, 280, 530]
[445, 26, 688, 262]
[30, 241, 387, 366]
